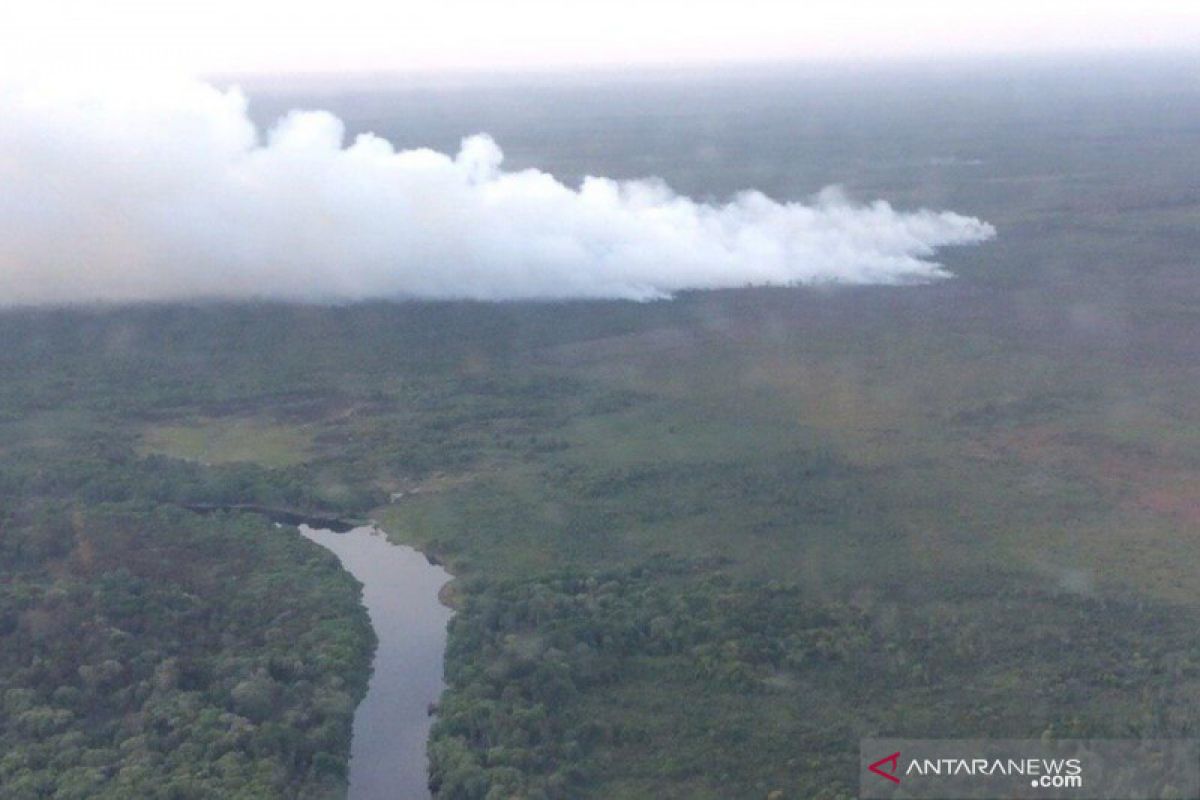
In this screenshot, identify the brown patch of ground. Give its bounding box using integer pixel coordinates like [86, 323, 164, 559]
[1139, 481, 1200, 526]
[536, 327, 699, 367]
[981, 424, 1200, 525]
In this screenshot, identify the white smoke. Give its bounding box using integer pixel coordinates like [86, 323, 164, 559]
[0, 76, 995, 305]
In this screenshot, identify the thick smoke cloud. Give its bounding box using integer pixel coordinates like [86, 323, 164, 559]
[0, 77, 995, 305]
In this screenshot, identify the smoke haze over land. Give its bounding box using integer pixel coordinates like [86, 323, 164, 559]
[0, 76, 995, 305]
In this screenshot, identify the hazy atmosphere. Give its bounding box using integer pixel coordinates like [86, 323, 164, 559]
[2, 0, 1198, 73]
[3, 3, 1200, 800]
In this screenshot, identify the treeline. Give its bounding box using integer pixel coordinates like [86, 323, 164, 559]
[429, 559, 869, 799]
[0, 302, 651, 422]
[429, 559, 1200, 799]
[0, 425, 382, 520]
[0, 503, 374, 799]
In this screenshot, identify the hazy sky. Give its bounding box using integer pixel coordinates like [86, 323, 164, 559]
[2, 0, 1198, 76]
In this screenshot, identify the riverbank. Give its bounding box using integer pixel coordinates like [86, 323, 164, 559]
[181, 502, 367, 532]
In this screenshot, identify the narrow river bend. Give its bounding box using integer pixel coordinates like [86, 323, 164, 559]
[299, 524, 454, 800]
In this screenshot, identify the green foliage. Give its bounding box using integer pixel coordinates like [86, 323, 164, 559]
[430, 561, 1200, 799]
[0, 504, 373, 799]
[1, 266, 1200, 799]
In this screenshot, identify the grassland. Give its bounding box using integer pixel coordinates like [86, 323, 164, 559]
[139, 418, 314, 468]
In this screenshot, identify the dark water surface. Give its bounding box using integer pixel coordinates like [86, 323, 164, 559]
[299, 525, 453, 800]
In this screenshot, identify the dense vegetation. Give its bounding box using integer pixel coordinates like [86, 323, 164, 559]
[2, 271, 1200, 800]
[429, 561, 1199, 799]
[0, 501, 373, 799]
[4, 284, 1200, 798]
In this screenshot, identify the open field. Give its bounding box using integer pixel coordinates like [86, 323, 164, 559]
[140, 418, 315, 468]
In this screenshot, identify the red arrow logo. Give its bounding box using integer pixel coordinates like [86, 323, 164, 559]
[869, 752, 902, 784]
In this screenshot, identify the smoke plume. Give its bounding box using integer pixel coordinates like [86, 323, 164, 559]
[0, 76, 995, 305]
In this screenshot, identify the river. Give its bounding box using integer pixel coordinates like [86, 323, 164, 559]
[298, 524, 454, 800]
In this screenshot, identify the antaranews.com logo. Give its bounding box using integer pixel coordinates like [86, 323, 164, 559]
[868, 750, 1082, 788]
[860, 739, 1200, 800]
